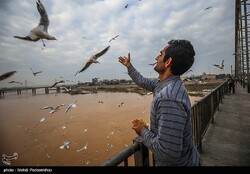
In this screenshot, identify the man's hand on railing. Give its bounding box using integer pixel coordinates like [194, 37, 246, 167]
[131, 118, 149, 136]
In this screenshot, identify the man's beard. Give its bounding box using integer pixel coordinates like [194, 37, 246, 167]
[154, 64, 165, 75]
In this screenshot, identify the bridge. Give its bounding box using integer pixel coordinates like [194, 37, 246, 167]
[0, 85, 63, 96]
[200, 82, 250, 166]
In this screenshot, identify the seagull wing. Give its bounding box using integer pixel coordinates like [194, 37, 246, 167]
[221, 60, 224, 67]
[36, 0, 49, 31]
[65, 101, 77, 114]
[108, 38, 114, 42]
[40, 106, 54, 110]
[34, 71, 42, 75]
[94, 46, 110, 59]
[109, 35, 119, 42]
[9, 81, 22, 85]
[78, 60, 93, 73]
[50, 82, 58, 88]
[56, 104, 65, 109]
[34, 117, 46, 127]
[30, 68, 34, 74]
[64, 106, 71, 114]
[0, 71, 17, 81]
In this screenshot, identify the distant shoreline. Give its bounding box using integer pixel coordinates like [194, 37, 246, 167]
[68, 80, 226, 97]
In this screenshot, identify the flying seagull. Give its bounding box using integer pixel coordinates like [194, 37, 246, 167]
[60, 141, 70, 150]
[65, 100, 77, 114]
[40, 104, 65, 114]
[76, 45, 110, 75]
[9, 81, 23, 85]
[213, 60, 224, 70]
[34, 117, 46, 127]
[205, 6, 212, 10]
[109, 35, 119, 43]
[13, 0, 56, 47]
[77, 140, 89, 152]
[61, 86, 72, 93]
[50, 80, 65, 88]
[30, 68, 42, 76]
[0, 71, 17, 81]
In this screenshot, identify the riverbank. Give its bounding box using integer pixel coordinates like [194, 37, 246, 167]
[67, 80, 226, 97]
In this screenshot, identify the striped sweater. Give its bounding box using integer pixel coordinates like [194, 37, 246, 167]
[128, 65, 200, 166]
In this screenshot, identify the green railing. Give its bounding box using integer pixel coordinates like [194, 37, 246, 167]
[100, 81, 229, 166]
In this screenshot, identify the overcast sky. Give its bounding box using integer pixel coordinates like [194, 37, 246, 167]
[0, 0, 235, 87]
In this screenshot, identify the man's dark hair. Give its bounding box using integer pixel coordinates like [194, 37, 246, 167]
[163, 39, 195, 75]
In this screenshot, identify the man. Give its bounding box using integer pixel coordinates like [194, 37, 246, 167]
[228, 75, 235, 94]
[118, 39, 200, 166]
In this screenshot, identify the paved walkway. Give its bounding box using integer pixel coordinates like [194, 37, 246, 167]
[200, 82, 250, 166]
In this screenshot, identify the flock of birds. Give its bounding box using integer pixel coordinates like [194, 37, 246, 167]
[35, 100, 78, 128]
[0, 1, 219, 86]
[1, 0, 118, 87]
[29, 97, 131, 165]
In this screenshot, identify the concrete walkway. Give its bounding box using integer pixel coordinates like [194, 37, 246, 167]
[200, 82, 250, 166]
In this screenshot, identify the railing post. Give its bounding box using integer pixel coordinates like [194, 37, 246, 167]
[210, 94, 214, 124]
[56, 87, 60, 93]
[197, 102, 202, 153]
[32, 88, 36, 95]
[17, 89, 21, 95]
[133, 136, 149, 166]
[45, 87, 49, 94]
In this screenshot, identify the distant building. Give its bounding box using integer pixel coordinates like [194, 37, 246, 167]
[201, 73, 216, 80]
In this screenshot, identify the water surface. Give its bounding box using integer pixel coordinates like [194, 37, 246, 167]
[0, 90, 201, 166]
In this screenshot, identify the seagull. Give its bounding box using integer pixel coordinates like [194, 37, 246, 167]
[0, 71, 17, 81]
[40, 104, 65, 114]
[213, 60, 224, 70]
[60, 141, 70, 150]
[13, 0, 56, 47]
[108, 35, 119, 43]
[77, 140, 89, 152]
[61, 86, 72, 93]
[30, 68, 42, 76]
[204, 6, 212, 10]
[76, 45, 110, 75]
[118, 102, 124, 107]
[34, 117, 46, 127]
[50, 80, 65, 88]
[9, 81, 23, 85]
[125, 4, 129, 8]
[65, 100, 77, 114]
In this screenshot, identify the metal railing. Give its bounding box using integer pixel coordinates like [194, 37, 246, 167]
[100, 81, 229, 166]
[100, 136, 149, 166]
